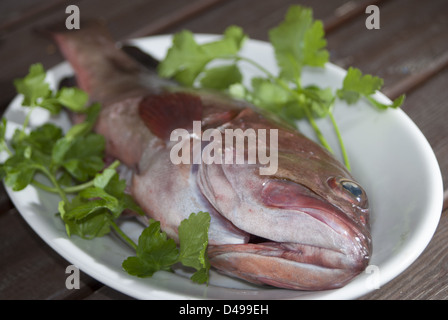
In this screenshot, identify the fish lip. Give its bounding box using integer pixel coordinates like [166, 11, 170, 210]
[299, 201, 372, 254]
[260, 179, 371, 249]
[207, 240, 370, 290]
[253, 179, 372, 268]
[230, 209, 372, 273]
[209, 241, 366, 270]
[287, 203, 372, 269]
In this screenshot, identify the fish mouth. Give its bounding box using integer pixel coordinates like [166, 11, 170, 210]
[207, 242, 365, 290]
[208, 224, 371, 290]
[207, 179, 372, 290]
[259, 178, 371, 258]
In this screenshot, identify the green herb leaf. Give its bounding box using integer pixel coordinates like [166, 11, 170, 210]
[59, 134, 105, 182]
[55, 87, 89, 112]
[61, 166, 145, 239]
[269, 5, 328, 82]
[158, 30, 209, 85]
[3, 156, 38, 191]
[337, 67, 383, 104]
[367, 94, 406, 110]
[12, 124, 63, 166]
[250, 77, 293, 111]
[303, 85, 335, 118]
[13, 63, 50, 107]
[337, 67, 405, 109]
[201, 25, 246, 58]
[122, 221, 179, 277]
[13, 63, 89, 115]
[199, 64, 242, 89]
[158, 26, 247, 87]
[66, 210, 112, 239]
[122, 211, 211, 282]
[178, 211, 211, 283]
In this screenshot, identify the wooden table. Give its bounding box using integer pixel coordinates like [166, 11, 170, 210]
[0, 0, 447, 300]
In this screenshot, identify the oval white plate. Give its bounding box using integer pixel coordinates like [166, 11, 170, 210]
[3, 35, 444, 300]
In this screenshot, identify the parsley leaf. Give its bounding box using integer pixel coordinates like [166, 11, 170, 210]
[178, 211, 211, 284]
[158, 30, 209, 85]
[3, 155, 39, 191]
[63, 168, 142, 221]
[159, 5, 406, 171]
[122, 221, 179, 277]
[337, 67, 383, 104]
[337, 67, 405, 109]
[55, 87, 89, 112]
[269, 5, 328, 82]
[199, 64, 242, 90]
[158, 26, 247, 86]
[13, 63, 50, 107]
[60, 200, 112, 240]
[122, 211, 211, 283]
[4, 63, 213, 285]
[13, 63, 89, 115]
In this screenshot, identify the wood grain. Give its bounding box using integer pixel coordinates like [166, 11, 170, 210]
[0, 0, 225, 111]
[360, 67, 448, 299]
[0, 206, 100, 299]
[326, 0, 448, 91]
[361, 211, 448, 299]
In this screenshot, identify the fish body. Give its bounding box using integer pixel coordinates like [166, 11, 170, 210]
[53, 24, 371, 290]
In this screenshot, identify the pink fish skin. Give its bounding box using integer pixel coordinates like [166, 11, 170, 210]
[52, 24, 371, 290]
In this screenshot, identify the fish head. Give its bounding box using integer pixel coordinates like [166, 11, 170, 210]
[199, 109, 372, 290]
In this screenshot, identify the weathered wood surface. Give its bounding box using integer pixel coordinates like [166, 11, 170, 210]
[0, 0, 446, 300]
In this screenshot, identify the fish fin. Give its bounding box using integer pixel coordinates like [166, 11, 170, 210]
[138, 92, 203, 140]
[121, 45, 160, 71]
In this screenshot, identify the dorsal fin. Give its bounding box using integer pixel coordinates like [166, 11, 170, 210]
[138, 92, 203, 140]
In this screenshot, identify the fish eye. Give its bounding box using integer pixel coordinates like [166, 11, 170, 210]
[341, 180, 363, 200]
[327, 177, 368, 209]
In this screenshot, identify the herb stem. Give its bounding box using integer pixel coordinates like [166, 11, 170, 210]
[303, 107, 333, 153]
[233, 55, 338, 156]
[32, 160, 121, 194]
[39, 165, 69, 204]
[22, 105, 37, 130]
[1, 141, 12, 157]
[329, 112, 351, 171]
[109, 219, 137, 251]
[234, 55, 278, 81]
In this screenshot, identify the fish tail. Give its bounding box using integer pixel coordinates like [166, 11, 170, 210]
[51, 22, 148, 105]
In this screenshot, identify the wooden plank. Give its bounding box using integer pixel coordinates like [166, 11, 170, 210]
[360, 67, 448, 300]
[324, 0, 388, 33]
[0, 207, 100, 299]
[361, 210, 448, 299]
[398, 68, 448, 190]
[0, 0, 66, 32]
[326, 0, 448, 93]
[0, 0, 225, 112]
[126, 0, 229, 39]
[160, 0, 376, 40]
[328, 1, 448, 298]
[83, 286, 134, 300]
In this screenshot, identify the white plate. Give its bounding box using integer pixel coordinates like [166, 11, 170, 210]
[3, 35, 444, 300]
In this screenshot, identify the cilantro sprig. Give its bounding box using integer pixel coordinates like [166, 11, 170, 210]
[158, 5, 405, 170]
[337, 66, 405, 109]
[1, 63, 211, 284]
[123, 211, 211, 283]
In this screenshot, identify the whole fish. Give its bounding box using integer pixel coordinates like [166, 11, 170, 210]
[52, 24, 371, 290]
